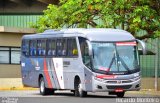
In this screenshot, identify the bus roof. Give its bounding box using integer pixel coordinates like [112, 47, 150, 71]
[22, 28, 135, 42]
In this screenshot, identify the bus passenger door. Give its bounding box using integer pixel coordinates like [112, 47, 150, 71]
[63, 58, 80, 89]
[63, 38, 80, 89]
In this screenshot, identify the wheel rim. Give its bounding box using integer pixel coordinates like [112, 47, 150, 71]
[78, 83, 82, 95]
[40, 80, 45, 93]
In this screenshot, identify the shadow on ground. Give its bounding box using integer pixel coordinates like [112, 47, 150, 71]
[32, 92, 123, 98]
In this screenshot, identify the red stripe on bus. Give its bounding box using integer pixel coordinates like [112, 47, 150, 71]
[96, 75, 117, 79]
[44, 59, 52, 88]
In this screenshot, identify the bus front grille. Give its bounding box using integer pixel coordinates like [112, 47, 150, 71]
[106, 85, 132, 89]
[106, 80, 132, 84]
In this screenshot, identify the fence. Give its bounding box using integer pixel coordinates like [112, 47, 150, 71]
[140, 38, 160, 77]
[140, 38, 160, 90]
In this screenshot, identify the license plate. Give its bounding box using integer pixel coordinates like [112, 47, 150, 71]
[115, 88, 124, 92]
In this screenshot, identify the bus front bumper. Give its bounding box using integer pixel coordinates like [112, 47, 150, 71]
[92, 76, 141, 92]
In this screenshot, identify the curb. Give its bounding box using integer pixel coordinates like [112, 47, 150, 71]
[0, 87, 38, 91]
[0, 78, 38, 91]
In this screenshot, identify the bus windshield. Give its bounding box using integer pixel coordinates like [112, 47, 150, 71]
[92, 41, 139, 74]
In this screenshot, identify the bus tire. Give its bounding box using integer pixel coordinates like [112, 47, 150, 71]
[48, 89, 55, 95]
[78, 83, 87, 97]
[116, 92, 125, 98]
[74, 79, 87, 97]
[39, 77, 50, 95]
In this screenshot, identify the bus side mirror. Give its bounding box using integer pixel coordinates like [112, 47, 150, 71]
[136, 39, 146, 55]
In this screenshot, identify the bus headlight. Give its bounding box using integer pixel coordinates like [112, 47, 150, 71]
[133, 76, 140, 81]
[134, 72, 140, 77]
[94, 76, 105, 82]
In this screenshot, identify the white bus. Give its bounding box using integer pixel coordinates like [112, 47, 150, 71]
[21, 28, 146, 97]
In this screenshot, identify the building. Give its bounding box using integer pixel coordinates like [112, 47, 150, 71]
[0, 0, 58, 78]
[0, 26, 36, 78]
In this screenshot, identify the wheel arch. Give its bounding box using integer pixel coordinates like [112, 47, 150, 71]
[38, 74, 44, 86]
[74, 75, 81, 88]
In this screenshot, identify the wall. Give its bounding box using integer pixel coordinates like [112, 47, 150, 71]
[141, 78, 160, 90]
[0, 32, 23, 78]
[0, 32, 22, 46]
[0, 65, 21, 78]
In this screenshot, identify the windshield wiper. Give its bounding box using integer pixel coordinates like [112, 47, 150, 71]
[108, 53, 115, 70]
[118, 56, 130, 72]
[115, 46, 130, 72]
[108, 45, 131, 73]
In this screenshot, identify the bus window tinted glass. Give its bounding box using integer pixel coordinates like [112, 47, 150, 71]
[22, 40, 29, 56]
[30, 40, 37, 56]
[57, 39, 67, 56]
[47, 39, 56, 56]
[37, 40, 46, 56]
[62, 39, 67, 56]
[79, 37, 91, 68]
[68, 38, 78, 56]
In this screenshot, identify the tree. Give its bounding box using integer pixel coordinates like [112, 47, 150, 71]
[32, 0, 160, 39]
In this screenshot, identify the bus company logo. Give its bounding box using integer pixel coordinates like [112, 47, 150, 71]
[35, 61, 40, 70]
[117, 80, 122, 84]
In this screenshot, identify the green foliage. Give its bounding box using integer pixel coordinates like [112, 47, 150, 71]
[32, 0, 160, 39]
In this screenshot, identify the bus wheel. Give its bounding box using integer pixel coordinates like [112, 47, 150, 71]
[39, 77, 50, 95]
[48, 89, 55, 95]
[116, 92, 125, 98]
[74, 79, 87, 97]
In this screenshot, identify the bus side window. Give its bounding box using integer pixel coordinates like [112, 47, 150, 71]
[37, 40, 41, 56]
[67, 38, 78, 57]
[62, 39, 67, 56]
[29, 40, 37, 56]
[37, 40, 46, 56]
[22, 40, 29, 56]
[47, 39, 56, 56]
[56, 39, 67, 56]
[79, 37, 91, 69]
[56, 39, 61, 56]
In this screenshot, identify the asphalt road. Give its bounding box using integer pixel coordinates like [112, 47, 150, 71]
[0, 90, 160, 103]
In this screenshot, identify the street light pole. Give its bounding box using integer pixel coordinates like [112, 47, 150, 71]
[155, 38, 159, 91]
[158, 38, 160, 91]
